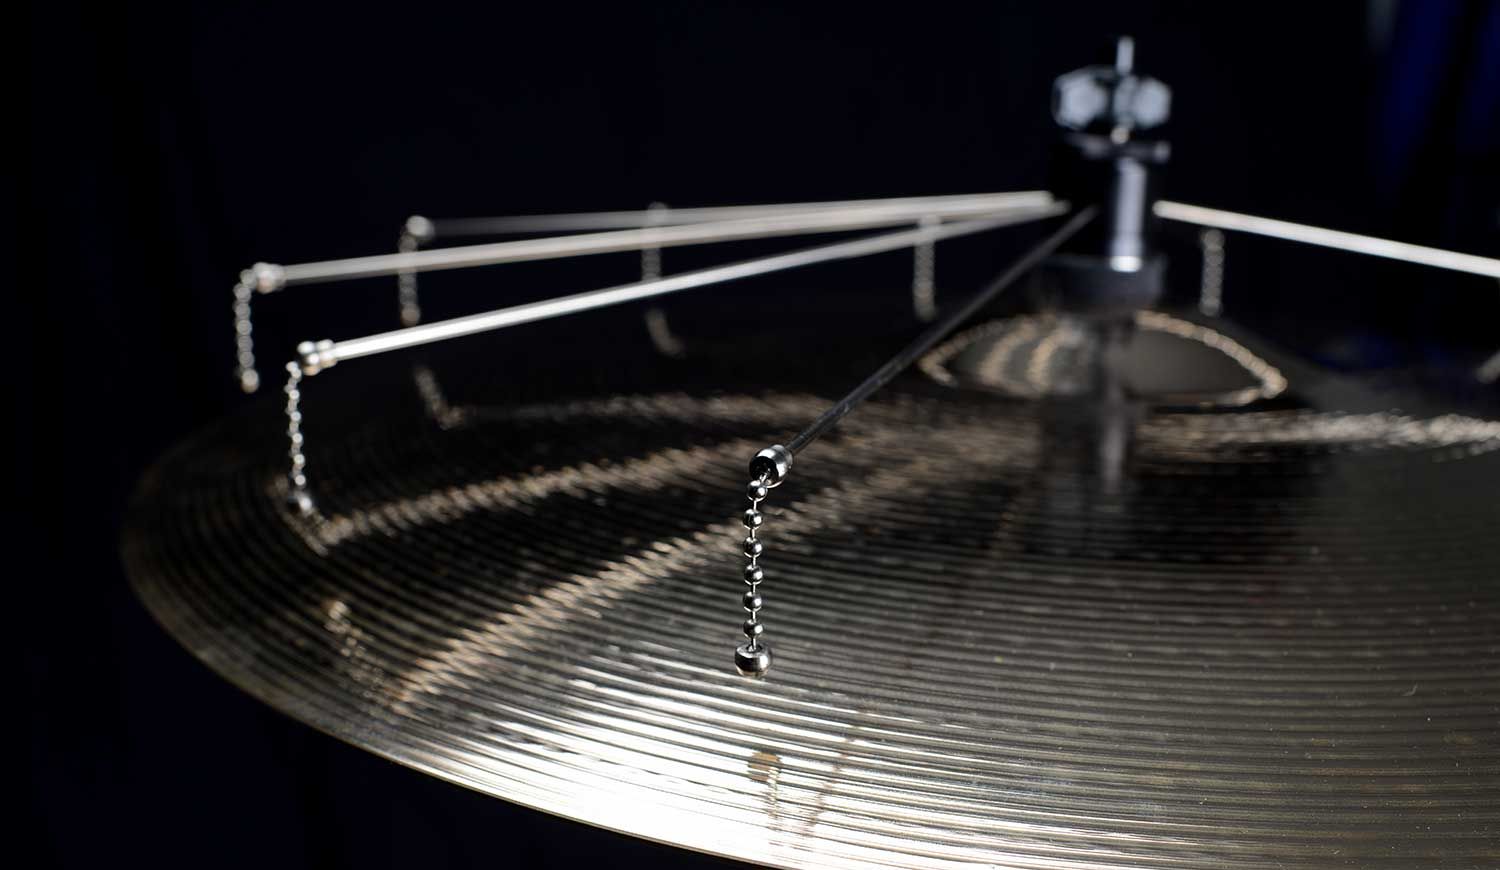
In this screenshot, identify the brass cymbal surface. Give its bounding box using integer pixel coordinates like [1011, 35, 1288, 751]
[124, 322, 1500, 869]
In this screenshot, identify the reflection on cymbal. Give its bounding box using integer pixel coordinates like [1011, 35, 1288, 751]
[922, 311, 1288, 406]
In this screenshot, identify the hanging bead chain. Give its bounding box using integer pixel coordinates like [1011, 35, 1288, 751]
[231, 262, 285, 395]
[735, 445, 790, 676]
[1198, 227, 1225, 317]
[912, 213, 939, 322]
[641, 201, 685, 357]
[397, 230, 423, 327]
[735, 473, 773, 676]
[284, 362, 314, 515]
[233, 277, 258, 393]
[397, 215, 434, 328]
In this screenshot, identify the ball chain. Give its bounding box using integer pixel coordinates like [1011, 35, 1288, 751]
[233, 278, 258, 394]
[284, 362, 314, 515]
[734, 473, 773, 676]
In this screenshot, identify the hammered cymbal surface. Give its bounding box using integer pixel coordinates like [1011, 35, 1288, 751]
[124, 323, 1500, 869]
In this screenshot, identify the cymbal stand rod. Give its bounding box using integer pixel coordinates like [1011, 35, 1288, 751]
[1156, 201, 1500, 279]
[732, 206, 1094, 677]
[277, 197, 1058, 286]
[426, 191, 1053, 237]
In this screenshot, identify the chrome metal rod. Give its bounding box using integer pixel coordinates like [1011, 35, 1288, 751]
[1156, 201, 1500, 279]
[278, 196, 1056, 286]
[316, 206, 1067, 367]
[782, 206, 1096, 458]
[428, 191, 1052, 237]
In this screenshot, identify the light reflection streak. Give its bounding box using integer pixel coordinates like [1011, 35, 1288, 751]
[920, 311, 1288, 405]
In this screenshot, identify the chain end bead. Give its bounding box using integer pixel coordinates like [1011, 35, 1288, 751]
[735, 642, 772, 677]
[286, 486, 315, 516]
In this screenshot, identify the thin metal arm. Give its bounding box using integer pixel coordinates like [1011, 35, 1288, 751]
[297, 206, 1067, 370]
[781, 207, 1096, 459]
[427, 191, 1051, 238]
[274, 195, 1056, 286]
[235, 193, 1053, 392]
[281, 206, 1068, 511]
[1156, 201, 1500, 279]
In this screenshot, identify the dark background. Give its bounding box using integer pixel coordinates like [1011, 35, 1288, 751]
[16, 1, 1498, 867]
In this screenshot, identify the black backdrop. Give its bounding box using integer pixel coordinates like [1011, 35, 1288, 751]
[17, 2, 1498, 867]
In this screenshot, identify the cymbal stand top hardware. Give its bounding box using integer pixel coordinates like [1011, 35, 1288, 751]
[275, 208, 1063, 512]
[732, 207, 1097, 676]
[228, 191, 1054, 392]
